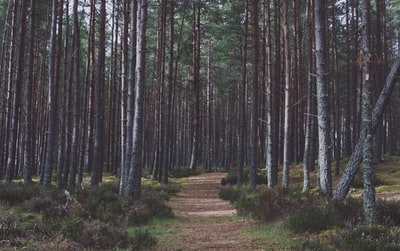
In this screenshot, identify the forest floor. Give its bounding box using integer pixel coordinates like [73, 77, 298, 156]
[150, 172, 278, 250]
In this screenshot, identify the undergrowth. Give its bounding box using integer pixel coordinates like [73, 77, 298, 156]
[0, 175, 178, 250]
[219, 164, 400, 251]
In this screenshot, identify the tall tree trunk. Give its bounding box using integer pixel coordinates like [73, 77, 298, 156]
[314, 0, 332, 198]
[267, 0, 280, 188]
[69, 0, 81, 188]
[249, 0, 259, 188]
[189, 2, 201, 170]
[119, 0, 132, 193]
[303, 0, 315, 192]
[92, 0, 106, 187]
[237, 0, 248, 186]
[282, 0, 291, 189]
[42, 0, 58, 187]
[123, 0, 147, 199]
[24, 0, 35, 185]
[360, 0, 376, 224]
[162, 0, 175, 184]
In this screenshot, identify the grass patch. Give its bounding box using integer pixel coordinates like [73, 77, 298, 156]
[247, 222, 294, 250]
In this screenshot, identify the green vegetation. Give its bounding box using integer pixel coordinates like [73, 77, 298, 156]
[219, 155, 400, 250]
[0, 174, 180, 250]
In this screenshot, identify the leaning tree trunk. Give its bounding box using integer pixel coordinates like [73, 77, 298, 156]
[334, 56, 400, 200]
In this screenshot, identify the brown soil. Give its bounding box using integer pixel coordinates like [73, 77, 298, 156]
[152, 172, 268, 250]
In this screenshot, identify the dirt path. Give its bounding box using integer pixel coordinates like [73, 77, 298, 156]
[152, 172, 267, 250]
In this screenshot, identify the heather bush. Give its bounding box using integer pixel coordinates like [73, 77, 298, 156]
[218, 186, 243, 202]
[80, 220, 129, 249]
[0, 183, 40, 205]
[235, 188, 280, 222]
[332, 225, 400, 251]
[287, 207, 334, 233]
[376, 200, 400, 226]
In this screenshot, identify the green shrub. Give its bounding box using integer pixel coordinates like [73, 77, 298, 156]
[235, 188, 280, 222]
[138, 191, 174, 219]
[376, 200, 400, 226]
[0, 215, 22, 240]
[28, 196, 55, 212]
[287, 207, 334, 233]
[61, 217, 84, 242]
[127, 203, 153, 225]
[80, 220, 129, 249]
[331, 197, 363, 227]
[0, 183, 40, 205]
[291, 236, 335, 251]
[129, 228, 158, 249]
[219, 186, 242, 203]
[332, 225, 400, 251]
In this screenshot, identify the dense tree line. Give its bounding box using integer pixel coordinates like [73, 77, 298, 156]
[1, 0, 400, 213]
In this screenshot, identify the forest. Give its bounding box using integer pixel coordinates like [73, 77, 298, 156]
[1, 0, 400, 249]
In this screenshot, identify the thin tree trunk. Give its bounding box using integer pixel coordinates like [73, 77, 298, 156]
[282, 0, 291, 189]
[237, 0, 248, 186]
[24, 0, 35, 185]
[189, 2, 201, 170]
[249, 0, 259, 188]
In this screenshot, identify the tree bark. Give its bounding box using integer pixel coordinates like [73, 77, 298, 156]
[123, 0, 147, 199]
[237, 0, 248, 186]
[69, 0, 81, 188]
[282, 0, 291, 189]
[360, 0, 376, 224]
[249, 0, 259, 188]
[42, 0, 58, 187]
[91, 0, 106, 187]
[314, 0, 332, 198]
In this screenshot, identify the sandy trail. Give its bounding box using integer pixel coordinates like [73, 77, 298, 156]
[153, 172, 266, 250]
